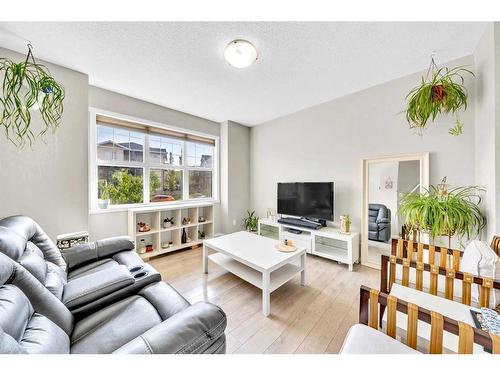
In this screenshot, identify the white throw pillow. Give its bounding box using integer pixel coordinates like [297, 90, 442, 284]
[461, 240, 500, 308]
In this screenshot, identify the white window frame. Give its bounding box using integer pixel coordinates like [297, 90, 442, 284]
[89, 108, 219, 213]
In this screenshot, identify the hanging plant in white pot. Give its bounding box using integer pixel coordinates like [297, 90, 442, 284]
[0, 43, 65, 147]
[405, 55, 474, 136]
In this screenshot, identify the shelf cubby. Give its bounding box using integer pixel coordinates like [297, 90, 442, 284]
[198, 222, 213, 240]
[198, 206, 213, 223]
[187, 226, 198, 242]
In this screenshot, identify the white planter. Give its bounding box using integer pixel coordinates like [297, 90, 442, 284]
[418, 232, 460, 249]
[98, 199, 110, 209]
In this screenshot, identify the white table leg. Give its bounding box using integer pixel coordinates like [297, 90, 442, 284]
[300, 253, 306, 286]
[203, 243, 208, 274]
[262, 271, 270, 317]
[348, 263, 353, 272]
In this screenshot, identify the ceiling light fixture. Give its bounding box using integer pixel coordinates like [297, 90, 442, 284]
[224, 39, 258, 68]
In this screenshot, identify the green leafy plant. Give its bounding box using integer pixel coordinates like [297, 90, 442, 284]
[405, 65, 473, 136]
[244, 210, 259, 232]
[399, 183, 486, 247]
[149, 171, 161, 197]
[0, 45, 65, 147]
[106, 171, 144, 205]
[98, 180, 110, 200]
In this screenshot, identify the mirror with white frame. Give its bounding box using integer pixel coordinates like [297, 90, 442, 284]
[361, 153, 429, 269]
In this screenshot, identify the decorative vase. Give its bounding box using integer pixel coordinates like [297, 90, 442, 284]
[340, 215, 351, 234]
[181, 228, 187, 244]
[138, 239, 146, 254]
[163, 219, 172, 229]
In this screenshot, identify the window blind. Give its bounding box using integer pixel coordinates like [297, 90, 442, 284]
[96, 114, 215, 145]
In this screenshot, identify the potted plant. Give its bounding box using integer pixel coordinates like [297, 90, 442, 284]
[97, 180, 111, 209]
[244, 210, 259, 232]
[163, 217, 174, 228]
[405, 64, 473, 136]
[399, 181, 486, 248]
[0, 44, 65, 147]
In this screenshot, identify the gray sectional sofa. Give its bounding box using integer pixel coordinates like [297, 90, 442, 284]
[0, 215, 226, 354]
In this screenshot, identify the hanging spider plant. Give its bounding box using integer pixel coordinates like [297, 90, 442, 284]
[405, 57, 474, 136]
[0, 44, 65, 147]
[399, 180, 486, 248]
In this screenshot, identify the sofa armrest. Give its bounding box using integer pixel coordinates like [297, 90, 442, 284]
[62, 265, 135, 310]
[113, 302, 227, 354]
[62, 236, 134, 270]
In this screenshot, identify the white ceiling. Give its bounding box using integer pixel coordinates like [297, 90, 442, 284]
[0, 22, 487, 126]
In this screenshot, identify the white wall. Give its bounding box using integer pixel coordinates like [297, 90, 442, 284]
[474, 23, 500, 240]
[250, 55, 477, 233]
[0, 48, 89, 240]
[495, 25, 500, 237]
[220, 120, 250, 233]
[88, 86, 222, 240]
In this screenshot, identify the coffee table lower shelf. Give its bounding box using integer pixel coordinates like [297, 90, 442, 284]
[209, 253, 301, 293]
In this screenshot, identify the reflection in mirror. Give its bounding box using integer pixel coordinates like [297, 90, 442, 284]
[366, 160, 420, 266]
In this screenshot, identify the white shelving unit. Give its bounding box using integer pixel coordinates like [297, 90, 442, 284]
[258, 218, 360, 271]
[128, 203, 214, 260]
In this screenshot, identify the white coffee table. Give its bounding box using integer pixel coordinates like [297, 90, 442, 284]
[203, 231, 306, 316]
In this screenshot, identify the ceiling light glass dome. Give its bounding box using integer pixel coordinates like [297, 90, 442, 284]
[224, 39, 258, 68]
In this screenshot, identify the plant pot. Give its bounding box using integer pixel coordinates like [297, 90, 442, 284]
[98, 199, 110, 209]
[431, 84, 446, 101]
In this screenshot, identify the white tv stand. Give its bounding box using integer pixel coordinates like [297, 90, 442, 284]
[258, 218, 359, 271]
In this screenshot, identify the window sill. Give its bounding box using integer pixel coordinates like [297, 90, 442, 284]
[89, 199, 220, 215]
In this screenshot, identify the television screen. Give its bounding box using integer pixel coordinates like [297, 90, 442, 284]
[277, 182, 334, 221]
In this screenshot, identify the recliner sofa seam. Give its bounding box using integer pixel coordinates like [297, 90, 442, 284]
[176, 312, 227, 354]
[140, 336, 153, 354]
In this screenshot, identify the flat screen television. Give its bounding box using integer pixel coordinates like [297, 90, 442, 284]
[277, 182, 334, 221]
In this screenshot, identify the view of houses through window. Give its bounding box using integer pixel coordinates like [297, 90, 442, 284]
[95, 120, 215, 207]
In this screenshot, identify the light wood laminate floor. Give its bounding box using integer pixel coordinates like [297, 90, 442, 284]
[148, 246, 379, 354]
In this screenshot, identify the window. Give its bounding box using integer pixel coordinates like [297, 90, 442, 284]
[91, 111, 218, 210]
[150, 168, 183, 202]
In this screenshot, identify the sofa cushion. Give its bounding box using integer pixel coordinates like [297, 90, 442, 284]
[138, 282, 190, 320]
[0, 285, 34, 342]
[0, 227, 27, 260]
[20, 313, 70, 354]
[0, 215, 67, 271]
[18, 244, 48, 284]
[45, 262, 67, 300]
[70, 282, 190, 354]
[71, 295, 163, 354]
[340, 324, 420, 354]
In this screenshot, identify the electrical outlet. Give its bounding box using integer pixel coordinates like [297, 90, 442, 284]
[232, 219, 236, 226]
